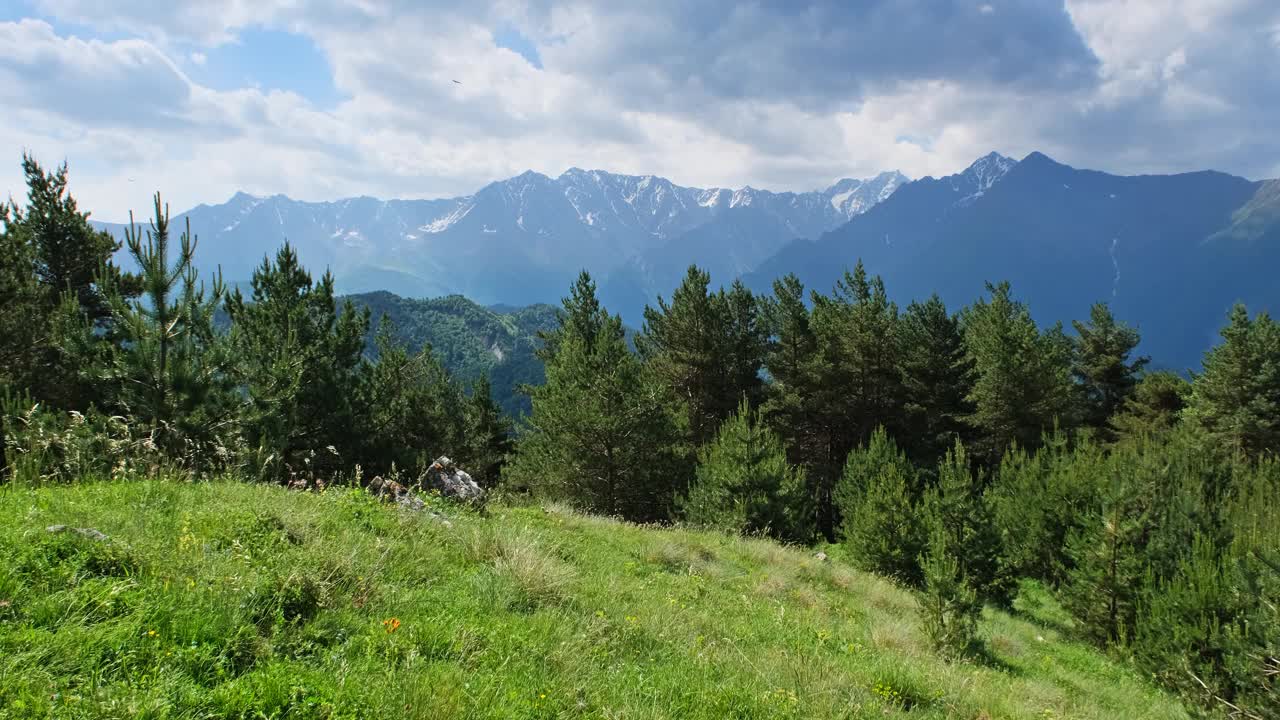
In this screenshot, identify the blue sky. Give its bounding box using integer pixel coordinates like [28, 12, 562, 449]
[190, 28, 347, 109]
[1, 1, 1278, 221]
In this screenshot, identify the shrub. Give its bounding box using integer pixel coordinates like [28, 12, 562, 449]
[917, 524, 981, 660]
[681, 398, 812, 542]
[836, 429, 925, 585]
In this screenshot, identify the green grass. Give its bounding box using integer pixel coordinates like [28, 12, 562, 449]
[0, 479, 1192, 719]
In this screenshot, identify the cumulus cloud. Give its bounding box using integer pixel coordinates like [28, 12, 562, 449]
[1, 1, 1278, 222]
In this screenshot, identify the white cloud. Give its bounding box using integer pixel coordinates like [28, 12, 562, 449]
[1, 1, 1278, 226]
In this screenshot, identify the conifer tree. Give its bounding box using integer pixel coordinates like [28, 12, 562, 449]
[12, 154, 138, 324]
[987, 432, 1105, 586]
[535, 271, 604, 363]
[226, 242, 370, 478]
[835, 428, 924, 584]
[961, 282, 1074, 464]
[511, 272, 682, 521]
[462, 375, 514, 488]
[638, 266, 764, 447]
[0, 154, 139, 408]
[760, 273, 818, 466]
[1185, 304, 1280, 457]
[1109, 371, 1189, 442]
[721, 279, 768, 412]
[99, 194, 236, 461]
[917, 524, 982, 659]
[0, 200, 41, 395]
[359, 320, 464, 476]
[1062, 458, 1148, 645]
[922, 440, 1007, 601]
[899, 295, 974, 464]
[1072, 302, 1148, 435]
[681, 398, 811, 541]
[805, 261, 905, 537]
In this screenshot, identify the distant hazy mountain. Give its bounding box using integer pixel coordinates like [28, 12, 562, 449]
[345, 291, 558, 418]
[96, 153, 1279, 373]
[745, 151, 1279, 372]
[96, 168, 908, 315]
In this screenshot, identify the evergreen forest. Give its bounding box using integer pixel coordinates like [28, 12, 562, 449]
[2, 156, 1277, 718]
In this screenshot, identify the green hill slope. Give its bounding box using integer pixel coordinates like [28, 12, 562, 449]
[0, 481, 1191, 719]
[347, 291, 559, 417]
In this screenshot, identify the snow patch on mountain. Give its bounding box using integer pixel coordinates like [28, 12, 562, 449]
[952, 153, 1016, 206]
[421, 203, 473, 233]
[829, 187, 860, 210]
[698, 188, 725, 207]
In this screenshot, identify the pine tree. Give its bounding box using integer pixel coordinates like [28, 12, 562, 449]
[98, 194, 236, 463]
[226, 242, 370, 478]
[535, 271, 605, 363]
[760, 273, 818, 469]
[899, 295, 974, 464]
[638, 266, 764, 447]
[922, 440, 1007, 601]
[987, 432, 1105, 586]
[1109, 371, 1189, 442]
[13, 154, 138, 324]
[511, 272, 682, 521]
[1062, 458, 1148, 645]
[961, 282, 1075, 464]
[917, 524, 982, 659]
[803, 261, 906, 538]
[835, 428, 925, 585]
[462, 375, 514, 488]
[0, 200, 41, 395]
[721, 279, 768, 412]
[1072, 302, 1148, 435]
[1133, 535, 1255, 715]
[1185, 304, 1280, 457]
[358, 319, 465, 476]
[0, 154, 139, 409]
[681, 398, 811, 541]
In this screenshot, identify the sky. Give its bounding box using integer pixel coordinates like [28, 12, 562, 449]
[1, 0, 1278, 222]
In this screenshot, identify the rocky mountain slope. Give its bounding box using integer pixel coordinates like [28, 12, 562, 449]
[745, 152, 1279, 371]
[97, 169, 907, 312]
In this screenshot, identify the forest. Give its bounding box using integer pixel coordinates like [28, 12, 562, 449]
[1, 155, 1277, 718]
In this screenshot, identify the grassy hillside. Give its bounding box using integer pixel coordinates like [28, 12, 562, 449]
[0, 480, 1191, 719]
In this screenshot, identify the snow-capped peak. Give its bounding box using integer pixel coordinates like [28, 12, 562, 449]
[961, 152, 1016, 193]
[824, 171, 909, 218]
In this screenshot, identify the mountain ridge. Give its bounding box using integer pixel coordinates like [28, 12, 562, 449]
[744, 150, 1275, 372]
[96, 167, 910, 307]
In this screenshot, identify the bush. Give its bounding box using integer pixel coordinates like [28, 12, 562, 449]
[922, 440, 1008, 603]
[987, 432, 1103, 587]
[917, 525, 981, 660]
[835, 428, 925, 585]
[681, 398, 812, 542]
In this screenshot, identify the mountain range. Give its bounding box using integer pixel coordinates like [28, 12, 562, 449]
[745, 151, 1279, 371]
[97, 168, 908, 313]
[97, 152, 1279, 373]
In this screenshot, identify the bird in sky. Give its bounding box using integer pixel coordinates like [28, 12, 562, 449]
[452, 79, 461, 84]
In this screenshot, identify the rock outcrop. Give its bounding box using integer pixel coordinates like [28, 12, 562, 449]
[367, 475, 426, 512]
[419, 456, 484, 504]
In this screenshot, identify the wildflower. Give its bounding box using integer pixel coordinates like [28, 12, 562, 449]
[382, 617, 402, 633]
[146, 629, 158, 638]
